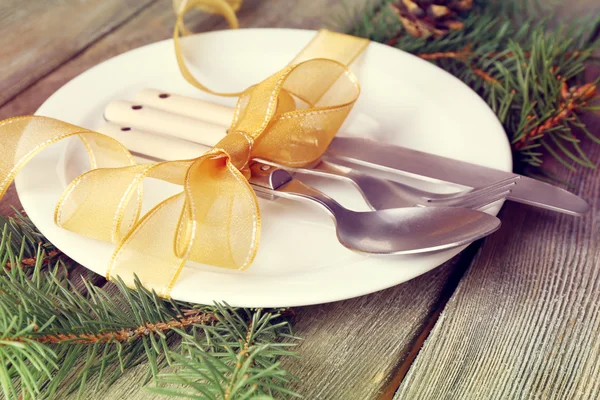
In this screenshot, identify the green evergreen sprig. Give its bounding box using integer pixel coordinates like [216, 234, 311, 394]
[0, 210, 57, 264]
[347, 0, 600, 175]
[152, 307, 300, 399]
[0, 216, 298, 400]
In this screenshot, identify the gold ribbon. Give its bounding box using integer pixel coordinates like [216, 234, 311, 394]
[174, 0, 244, 96]
[0, 0, 368, 297]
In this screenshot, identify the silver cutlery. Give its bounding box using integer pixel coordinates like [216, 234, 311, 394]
[88, 123, 510, 254]
[327, 137, 590, 216]
[95, 123, 507, 254]
[249, 162, 504, 255]
[121, 91, 590, 216]
[97, 122, 514, 212]
[256, 157, 519, 210]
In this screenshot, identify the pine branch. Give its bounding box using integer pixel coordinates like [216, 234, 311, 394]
[10, 309, 218, 345]
[349, 0, 600, 174]
[152, 307, 300, 399]
[0, 218, 298, 400]
[1, 210, 60, 270]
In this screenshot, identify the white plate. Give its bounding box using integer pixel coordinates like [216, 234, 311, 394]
[17, 28, 512, 307]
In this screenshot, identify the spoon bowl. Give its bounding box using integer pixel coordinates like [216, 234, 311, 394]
[334, 206, 500, 255]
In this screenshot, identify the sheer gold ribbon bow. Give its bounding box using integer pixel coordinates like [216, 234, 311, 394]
[0, 7, 368, 296]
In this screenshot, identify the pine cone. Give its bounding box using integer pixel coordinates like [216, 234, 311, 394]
[390, 0, 473, 38]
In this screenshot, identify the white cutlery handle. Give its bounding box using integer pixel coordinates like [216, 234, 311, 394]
[104, 100, 227, 147]
[135, 89, 387, 143]
[135, 89, 233, 127]
[97, 122, 211, 161]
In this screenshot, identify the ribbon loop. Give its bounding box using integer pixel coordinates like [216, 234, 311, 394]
[0, 117, 134, 200]
[174, 0, 243, 96]
[234, 59, 361, 166]
[56, 161, 194, 243]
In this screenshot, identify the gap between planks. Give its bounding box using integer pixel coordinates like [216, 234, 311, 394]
[379, 239, 489, 399]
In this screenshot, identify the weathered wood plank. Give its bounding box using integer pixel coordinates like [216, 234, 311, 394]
[0, 0, 158, 107]
[394, 72, 600, 398]
[0, 1, 191, 119]
[280, 255, 470, 399]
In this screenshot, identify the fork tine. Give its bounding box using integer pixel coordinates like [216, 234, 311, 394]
[428, 176, 519, 202]
[446, 180, 516, 206]
[456, 189, 512, 209]
[428, 176, 518, 207]
[436, 184, 515, 208]
[462, 176, 520, 197]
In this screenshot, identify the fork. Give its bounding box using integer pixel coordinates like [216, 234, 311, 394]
[255, 157, 519, 210]
[98, 122, 516, 211]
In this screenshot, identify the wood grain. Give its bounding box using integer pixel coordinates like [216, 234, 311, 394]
[0, 0, 158, 107]
[280, 252, 474, 400]
[394, 71, 600, 398]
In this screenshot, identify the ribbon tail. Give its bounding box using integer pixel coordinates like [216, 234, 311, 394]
[0, 116, 134, 199]
[184, 151, 261, 270]
[104, 152, 260, 298]
[108, 193, 188, 297]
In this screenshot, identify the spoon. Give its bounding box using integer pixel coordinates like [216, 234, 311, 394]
[249, 163, 502, 255]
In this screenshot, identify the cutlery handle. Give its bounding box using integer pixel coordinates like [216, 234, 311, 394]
[256, 158, 353, 182]
[133, 90, 386, 143]
[97, 123, 211, 160]
[104, 100, 227, 146]
[135, 89, 234, 127]
[249, 163, 345, 217]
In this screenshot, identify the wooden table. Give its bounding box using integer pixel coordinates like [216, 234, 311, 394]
[1, 1, 599, 398]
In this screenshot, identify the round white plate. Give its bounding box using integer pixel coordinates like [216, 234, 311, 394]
[17, 28, 512, 307]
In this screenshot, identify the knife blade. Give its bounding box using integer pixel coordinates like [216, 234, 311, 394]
[326, 137, 590, 216]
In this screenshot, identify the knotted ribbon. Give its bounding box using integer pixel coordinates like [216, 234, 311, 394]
[0, 0, 368, 297]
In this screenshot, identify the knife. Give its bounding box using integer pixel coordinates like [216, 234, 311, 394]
[113, 92, 590, 216]
[326, 137, 590, 216]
